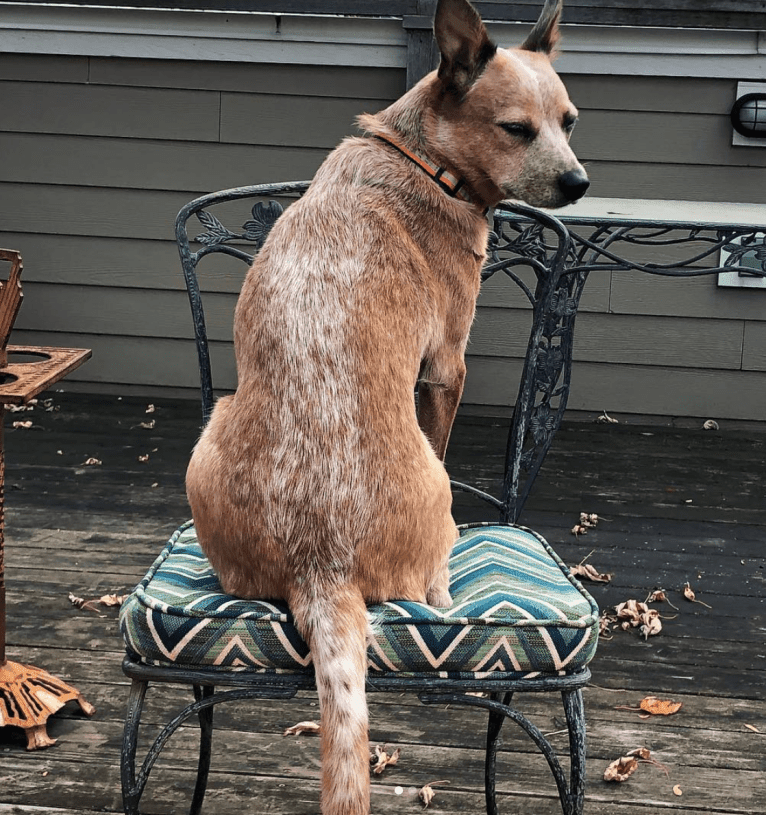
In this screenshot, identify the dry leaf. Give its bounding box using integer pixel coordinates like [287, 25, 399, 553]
[571, 524, 588, 536]
[702, 420, 719, 431]
[673, 784, 683, 796]
[370, 744, 400, 775]
[604, 756, 639, 782]
[418, 780, 449, 808]
[626, 747, 652, 761]
[570, 563, 612, 583]
[615, 600, 648, 625]
[99, 593, 128, 607]
[640, 696, 682, 716]
[12, 420, 33, 429]
[596, 410, 619, 424]
[744, 724, 760, 733]
[645, 589, 679, 610]
[639, 608, 663, 640]
[83, 457, 102, 466]
[138, 454, 149, 462]
[139, 420, 156, 430]
[283, 720, 320, 737]
[683, 582, 712, 609]
[571, 513, 599, 537]
[68, 593, 101, 613]
[145, 404, 156, 414]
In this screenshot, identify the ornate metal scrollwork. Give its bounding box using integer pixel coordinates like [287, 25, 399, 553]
[195, 200, 284, 255]
[481, 206, 766, 523]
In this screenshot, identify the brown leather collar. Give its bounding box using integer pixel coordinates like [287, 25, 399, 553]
[373, 133, 486, 213]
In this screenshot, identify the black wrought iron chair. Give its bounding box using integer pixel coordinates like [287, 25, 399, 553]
[119, 181, 602, 815]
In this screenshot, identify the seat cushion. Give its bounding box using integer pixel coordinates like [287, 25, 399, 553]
[120, 521, 598, 680]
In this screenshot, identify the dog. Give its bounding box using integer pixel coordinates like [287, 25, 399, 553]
[186, 0, 588, 812]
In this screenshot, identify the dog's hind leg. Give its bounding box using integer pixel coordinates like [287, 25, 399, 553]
[291, 584, 371, 815]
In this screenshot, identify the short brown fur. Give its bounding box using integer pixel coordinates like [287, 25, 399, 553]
[186, 1, 587, 812]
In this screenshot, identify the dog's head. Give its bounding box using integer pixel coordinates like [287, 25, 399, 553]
[426, 0, 588, 209]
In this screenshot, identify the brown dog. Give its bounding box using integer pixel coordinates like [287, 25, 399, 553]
[186, 1, 587, 812]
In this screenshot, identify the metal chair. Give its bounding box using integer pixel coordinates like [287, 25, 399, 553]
[119, 182, 600, 815]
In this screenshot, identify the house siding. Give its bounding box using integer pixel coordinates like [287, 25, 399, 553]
[0, 13, 764, 421]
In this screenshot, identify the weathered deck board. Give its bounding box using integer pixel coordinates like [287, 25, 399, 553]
[0, 392, 764, 814]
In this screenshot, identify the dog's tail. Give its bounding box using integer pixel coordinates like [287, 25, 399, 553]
[292, 583, 371, 815]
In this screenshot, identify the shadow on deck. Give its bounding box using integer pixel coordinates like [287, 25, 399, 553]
[0, 392, 763, 815]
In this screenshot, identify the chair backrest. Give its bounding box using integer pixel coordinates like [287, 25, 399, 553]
[175, 185, 582, 525]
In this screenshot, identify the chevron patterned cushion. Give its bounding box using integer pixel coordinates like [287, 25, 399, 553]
[120, 521, 598, 680]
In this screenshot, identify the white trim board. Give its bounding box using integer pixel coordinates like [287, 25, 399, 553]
[0, 3, 764, 77]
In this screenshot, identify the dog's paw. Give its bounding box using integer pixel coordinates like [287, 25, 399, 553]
[426, 587, 453, 609]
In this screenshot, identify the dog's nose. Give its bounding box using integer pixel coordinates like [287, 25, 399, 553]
[558, 169, 590, 202]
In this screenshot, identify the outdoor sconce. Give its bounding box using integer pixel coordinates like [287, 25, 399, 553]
[731, 83, 766, 147]
[731, 92, 766, 138]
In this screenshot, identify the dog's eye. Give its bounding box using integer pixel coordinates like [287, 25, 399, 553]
[500, 122, 535, 141]
[563, 116, 578, 135]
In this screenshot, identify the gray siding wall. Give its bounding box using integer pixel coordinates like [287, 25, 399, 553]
[1, 51, 765, 420]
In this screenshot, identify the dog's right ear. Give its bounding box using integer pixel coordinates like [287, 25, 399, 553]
[434, 0, 497, 97]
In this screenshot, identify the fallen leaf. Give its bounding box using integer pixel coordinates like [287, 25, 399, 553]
[570, 563, 612, 583]
[138, 454, 149, 462]
[68, 593, 101, 613]
[702, 419, 719, 431]
[99, 593, 128, 607]
[370, 744, 400, 775]
[645, 589, 679, 610]
[596, 410, 619, 424]
[138, 420, 156, 430]
[283, 721, 320, 737]
[571, 524, 589, 536]
[626, 747, 651, 761]
[418, 780, 449, 808]
[673, 784, 683, 796]
[580, 512, 599, 527]
[640, 696, 682, 716]
[604, 756, 639, 782]
[683, 581, 712, 609]
[598, 612, 614, 638]
[12, 420, 33, 429]
[145, 404, 156, 414]
[615, 600, 648, 625]
[744, 724, 760, 733]
[83, 457, 102, 466]
[639, 608, 663, 640]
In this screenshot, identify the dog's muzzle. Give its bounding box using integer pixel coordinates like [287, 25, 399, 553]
[558, 169, 590, 202]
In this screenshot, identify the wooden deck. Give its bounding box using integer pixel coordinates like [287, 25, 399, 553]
[0, 392, 763, 815]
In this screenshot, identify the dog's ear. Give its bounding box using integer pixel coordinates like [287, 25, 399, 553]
[520, 0, 563, 55]
[434, 0, 497, 97]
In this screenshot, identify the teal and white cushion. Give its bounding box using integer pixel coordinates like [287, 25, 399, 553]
[120, 521, 598, 680]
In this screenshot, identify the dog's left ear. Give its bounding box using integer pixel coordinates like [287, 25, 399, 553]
[434, 0, 497, 97]
[520, 0, 563, 55]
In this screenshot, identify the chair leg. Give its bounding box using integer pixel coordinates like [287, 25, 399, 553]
[562, 689, 586, 815]
[190, 685, 215, 815]
[121, 678, 148, 815]
[484, 692, 513, 815]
